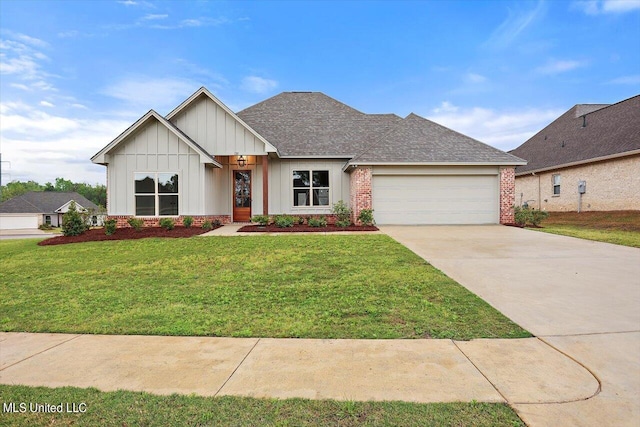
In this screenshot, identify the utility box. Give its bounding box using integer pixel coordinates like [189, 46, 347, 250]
[578, 181, 587, 194]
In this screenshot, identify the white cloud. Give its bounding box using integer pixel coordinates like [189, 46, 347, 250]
[39, 101, 54, 107]
[607, 74, 640, 84]
[535, 59, 588, 74]
[0, 34, 54, 90]
[484, 0, 546, 49]
[141, 14, 168, 21]
[101, 76, 198, 112]
[572, 0, 640, 14]
[465, 73, 487, 84]
[241, 76, 278, 94]
[426, 102, 565, 151]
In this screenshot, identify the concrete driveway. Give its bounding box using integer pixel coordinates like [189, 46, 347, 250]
[382, 225, 640, 427]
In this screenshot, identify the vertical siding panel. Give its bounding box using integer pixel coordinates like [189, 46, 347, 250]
[216, 105, 226, 153]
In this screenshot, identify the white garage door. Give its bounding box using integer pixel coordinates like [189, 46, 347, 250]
[372, 175, 499, 225]
[0, 214, 39, 230]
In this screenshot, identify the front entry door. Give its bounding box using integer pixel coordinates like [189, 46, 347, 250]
[233, 170, 251, 222]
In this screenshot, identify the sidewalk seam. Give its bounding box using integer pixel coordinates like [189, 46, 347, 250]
[451, 340, 509, 403]
[214, 338, 261, 397]
[0, 334, 81, 372]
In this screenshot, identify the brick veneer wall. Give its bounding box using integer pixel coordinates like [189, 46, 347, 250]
[107, 215, 231, 228]
[349, 166, 373, 224]
[499, 167, 516, 225]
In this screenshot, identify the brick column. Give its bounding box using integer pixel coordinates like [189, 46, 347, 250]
[499, 167, 516, 225]
[349, 166, 372, 224]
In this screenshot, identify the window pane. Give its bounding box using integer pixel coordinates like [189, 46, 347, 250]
[553, 186, 561, 195]
[135, 195, 155, 215]
[312, 171, 329, 187]
[293, 171, 310, 187]
[313, 188, 329, 206]
[159, 195, 178, 215]
[158, 173, 178, 193]
[135, 174, 155, 193]
[294, 189, 310, 206]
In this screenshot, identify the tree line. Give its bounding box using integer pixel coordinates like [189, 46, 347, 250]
[0, 178, 106, 207]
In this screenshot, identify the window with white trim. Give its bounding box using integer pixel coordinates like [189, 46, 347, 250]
[45, 215, 51, 225]
[135, 173, 179, 216]
[292, 170, 330, 206]
[552, 174, 561, 195]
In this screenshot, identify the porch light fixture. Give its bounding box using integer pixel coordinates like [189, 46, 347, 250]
[237, 155, 246, 167]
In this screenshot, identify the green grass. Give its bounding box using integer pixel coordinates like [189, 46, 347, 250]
[0, 235, 529, 340]
[0, 385, 525, 426]
[535, 225, 640, 248]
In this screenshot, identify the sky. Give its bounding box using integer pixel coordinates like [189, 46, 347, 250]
[0, 0, 639, 185]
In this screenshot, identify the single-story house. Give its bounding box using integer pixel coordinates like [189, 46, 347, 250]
[0, 191, 103, 230]
[509, 94, 640, 211]
[91, 87, 525, 226]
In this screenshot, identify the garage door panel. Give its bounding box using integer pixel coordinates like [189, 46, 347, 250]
[372, 175, 499, 225]
[0, 215, 39, 230]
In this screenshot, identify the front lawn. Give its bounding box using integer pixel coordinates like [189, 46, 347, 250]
[0, 235, 529, 340]
[536, 210, 640, 248]
[0, 385, 525, 427]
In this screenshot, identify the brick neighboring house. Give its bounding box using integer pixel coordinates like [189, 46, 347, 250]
[0, 191, 103, 230]
[91, 87, 525, 226]
[509, 94, 640, 212]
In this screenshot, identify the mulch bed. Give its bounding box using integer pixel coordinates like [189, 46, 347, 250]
[237, 224, 379, 233]
[38, 226, 221, 246]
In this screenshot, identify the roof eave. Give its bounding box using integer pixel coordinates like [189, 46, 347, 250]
[343, 161, 527, 172]
[515, 149, 640, 176]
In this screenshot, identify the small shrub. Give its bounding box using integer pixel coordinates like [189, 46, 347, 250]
[274, 215, 295, 228]
[308, 216, 327, 227]
[159, 218, 175, 230]
[251, 215, 270, 226]
[514, 206, 548, 227]
[104, 219, 117, 235]
[38, 224, 53, 230]
[531, 209, 549, 227]
[336, 219, 351, 228]
[357, 209, 375, 226]
[213, 219, 222, 227]
[332, 200, 351, 224]
[62, 201, 88, 236]
[127, 217, 144, 231]
[202, 220, 212, 230]
[183, 216, 194, 228]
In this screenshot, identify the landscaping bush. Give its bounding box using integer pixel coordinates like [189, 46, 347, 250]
[62, 201, 88, 236]
[332, 200, 351, 226]
[357, 209, 375, 226]
[293, 216, 305, 225]
[308, 216, 327, 227]
[183, 216, 194, 228]
[38, 224, 53, 231]
[213, 219, 222, 227]
[274, 215, 295, 228]
[104, 219, 117, 235]
[127, 217, 144, 231]
[251, 215, 270, 226]
[159, 218, 175, 230]
[514, 206, 549, 227]
[202, 220, 212, 230]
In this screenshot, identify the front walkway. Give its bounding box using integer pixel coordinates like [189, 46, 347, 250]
[200, 224, 382, 236]
[1, 332, 597, 405]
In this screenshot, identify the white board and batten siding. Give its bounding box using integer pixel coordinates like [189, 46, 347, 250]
[170, 95, 268, 156]
[268, 158, 350, 215]
[106, 119, 205, 215]
[371, 166, 500, 225]
[0, 214, 40, 230]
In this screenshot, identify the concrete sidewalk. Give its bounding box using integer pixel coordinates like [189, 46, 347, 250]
[200, 224, 382, 236]
[0, 332, 598, 405]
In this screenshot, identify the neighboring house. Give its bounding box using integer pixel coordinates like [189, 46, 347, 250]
[91, 87, 525, 226]
[0, 191, 103, 230]
[509, 94, 640, 212]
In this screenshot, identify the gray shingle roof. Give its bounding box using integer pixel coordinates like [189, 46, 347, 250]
[509, 95, 640, 175]
[238, 92, 523, 164]
[352, 113, 524, 163]
[0, 192, 98, 214]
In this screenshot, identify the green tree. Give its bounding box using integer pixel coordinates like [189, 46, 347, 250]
[61, 201, 88, 236]
[0, 180, 44, 202]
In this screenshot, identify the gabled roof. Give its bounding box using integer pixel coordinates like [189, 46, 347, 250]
[350, 113, 525, 165]
[509, 94, 640, 175]
[0, 192, 98, 214]
[238, 92, 403, 157]
[91, 110, 221, 167]
[167, 86, 278, 153]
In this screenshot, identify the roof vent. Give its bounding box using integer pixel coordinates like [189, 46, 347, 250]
[582, 116, 587, 128]
[561, 141, 565, 148]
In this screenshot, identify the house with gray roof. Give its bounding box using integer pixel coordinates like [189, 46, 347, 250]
[0, 191, 102, 230]
[91, 87, 525, 226]
[509, 94, 640, 212]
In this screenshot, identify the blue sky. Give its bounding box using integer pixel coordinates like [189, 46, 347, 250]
[1, 0, 639, 185]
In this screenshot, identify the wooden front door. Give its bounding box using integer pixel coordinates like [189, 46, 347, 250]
[233, 170, 252, 222]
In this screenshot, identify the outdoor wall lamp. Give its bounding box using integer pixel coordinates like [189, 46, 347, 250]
[237, 155, 246, 167]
